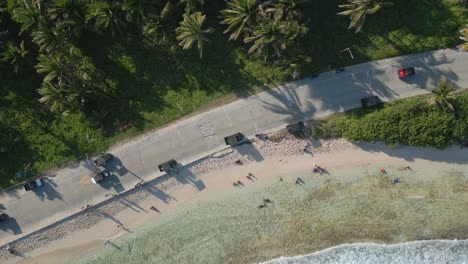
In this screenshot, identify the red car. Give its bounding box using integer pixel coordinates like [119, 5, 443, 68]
[398, 67, 415, 78]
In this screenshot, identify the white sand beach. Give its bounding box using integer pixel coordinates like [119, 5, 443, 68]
[2, 135, 468, 264]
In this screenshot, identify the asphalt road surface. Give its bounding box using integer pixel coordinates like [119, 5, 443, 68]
[1, 48, 467, 246]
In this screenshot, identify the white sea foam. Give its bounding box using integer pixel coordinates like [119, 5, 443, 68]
[262, 240, 468, 264]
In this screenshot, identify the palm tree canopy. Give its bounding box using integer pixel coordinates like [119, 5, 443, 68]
[11, 0, 44, 33]
[86, 1, 126, 37]
[431, 76, 455, 111]
[176, 12, 214, 58]
[220, 0, 258, 40]
[32, 22, 70, 54]
[337, 0, 393, 33]
[460, 24, 468, 51]
[37, 81, 79, 115]
[0, 41, 29, 73]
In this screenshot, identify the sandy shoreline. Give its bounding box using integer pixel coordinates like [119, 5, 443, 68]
[1, 135, 468, 263]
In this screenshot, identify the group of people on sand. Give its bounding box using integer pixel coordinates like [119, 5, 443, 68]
[380, 166, 413, 184]
[233, 173, 256, 187]
[258, 198, 273, 209]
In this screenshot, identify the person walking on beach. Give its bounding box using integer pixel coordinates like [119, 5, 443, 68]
[380, 168, 387, 175]
[295, 177, 304, 185]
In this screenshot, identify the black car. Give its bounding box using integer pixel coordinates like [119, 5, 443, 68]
[91, 170, 111, 184]
[224, 133, 248, 146]
[158, 159, 178, 173]
[361, 96, 381, 108]
[23, 178, 43, 191]
[94, 153, 114, 167]
[0, 213, 9, 222]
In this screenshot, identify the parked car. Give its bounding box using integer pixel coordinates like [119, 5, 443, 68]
[361, 96, 381, 108]
[0, 213, 9, 223]
[158, 159, 178, 173]
[91, 170, 111, 184]
[224, 133, 248, 146]
[398, 67, 415, 78]
[23, 178, 43, 191]
[94, 153, 114, 167]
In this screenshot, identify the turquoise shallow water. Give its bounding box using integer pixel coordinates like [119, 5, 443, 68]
[74, 168, 468, 264]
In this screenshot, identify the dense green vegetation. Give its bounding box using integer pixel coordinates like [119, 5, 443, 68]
[313, 89, 468, 148]
[0, 0, 466, 189]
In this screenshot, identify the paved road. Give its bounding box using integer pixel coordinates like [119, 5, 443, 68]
[1, 48, 467, 245]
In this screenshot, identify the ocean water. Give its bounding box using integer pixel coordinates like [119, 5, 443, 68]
[75, 168, 468, 264]
[263, 240, 468, 264]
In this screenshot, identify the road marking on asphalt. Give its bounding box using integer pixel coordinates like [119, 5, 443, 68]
[199, 122, 219, 147]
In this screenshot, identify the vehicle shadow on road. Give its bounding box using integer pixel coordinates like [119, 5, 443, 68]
[98, 174, 125, 193]
[106, 157, 146, 182]
[0, 216, 22, 235]
[33, 178, 63, 201]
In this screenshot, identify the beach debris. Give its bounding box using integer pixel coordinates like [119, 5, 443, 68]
[398, 166, 413, 172]
[295, 177, 305, 185]
[234, 160, 243, 165]
[279, 177, 283, 182]
[258, 204, 267, 209]
[393, 178, 401, 184]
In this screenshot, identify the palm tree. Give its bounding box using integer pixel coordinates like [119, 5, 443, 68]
[460, 24, 468, 51]
[1, 41, 29, 73]
[431, 76, 455, 111]
[86, 1, 126, 37]
[11, 0, 44, 33]
[32, 22, 69, 54]
[36, 53, 77, 84]
[176, 12, 214, 58]
[337, 0, 393, 33]
[220, 0, 258, 40]
[244, 11, 307, 60]
[47, 0, 86, 38]
[37, 81, 79, 115]
[122, 0, 157, 27]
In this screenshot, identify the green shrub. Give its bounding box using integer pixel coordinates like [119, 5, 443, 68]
[319, 91, 468, 148]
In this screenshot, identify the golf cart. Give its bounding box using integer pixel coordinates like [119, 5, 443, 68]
[94, 153, 114, 167]
[361, 96, 381, 108]
[224, 133, 248, 146]
[23, 178, 43, 191]
[158, 160, 179, 174]
[91, 170, 111, 184]
[398, 67, 415, 78]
